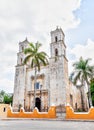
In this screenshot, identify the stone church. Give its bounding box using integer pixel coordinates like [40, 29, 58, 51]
[13, 27, 88, 112]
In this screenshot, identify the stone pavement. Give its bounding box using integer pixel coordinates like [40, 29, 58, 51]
[1, 117, 94, 122]
[0, 119, 94, 130]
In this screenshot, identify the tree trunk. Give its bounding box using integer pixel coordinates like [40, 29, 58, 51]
[88, 85, 92, 107]
[80, 87, 85, 111]
[33, 66, 37, 109]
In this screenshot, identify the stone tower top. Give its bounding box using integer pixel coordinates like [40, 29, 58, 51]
[19, 38, 29, 52]
[50, 27, 65, 43]
[50, 27, 66, 58]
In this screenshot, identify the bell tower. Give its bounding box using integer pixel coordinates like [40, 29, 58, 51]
[49, 27, 68, 111]
[13, 38, 29, 111]
[50, 27, 66, 59]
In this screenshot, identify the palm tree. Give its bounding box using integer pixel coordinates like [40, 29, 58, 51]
[24, 42, 49, 109]
[70, 57, 94, 110]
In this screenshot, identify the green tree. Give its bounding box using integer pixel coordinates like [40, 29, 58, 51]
[4, 94, 13, 104]
[0, 90, 5, 103]
[0, 90, 5, 96]
[90, 78, 94, 106]
[0, 90, 13, 104]
[24, 42, 49, 109]
[70, 57, 94, 110]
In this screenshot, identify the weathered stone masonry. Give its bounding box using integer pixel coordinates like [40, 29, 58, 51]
[13, 27, 68, 112]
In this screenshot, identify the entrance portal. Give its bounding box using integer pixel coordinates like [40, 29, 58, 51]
[35, 98, 41, 112]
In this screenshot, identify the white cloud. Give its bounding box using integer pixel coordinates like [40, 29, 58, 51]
[0, 0, 82, 92]
[68, 39, 94, 74]
[0, 78, 14, 93]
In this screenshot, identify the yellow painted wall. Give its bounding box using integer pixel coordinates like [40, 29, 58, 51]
[0, 104, 9, 118]
[7, 106, 56, 118]
[66, 105, 94, 120]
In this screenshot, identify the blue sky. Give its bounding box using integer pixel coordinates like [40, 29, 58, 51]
[0, 0, 94, 93]
[66, 0, 94, 73]
[66, 0, 94, 47]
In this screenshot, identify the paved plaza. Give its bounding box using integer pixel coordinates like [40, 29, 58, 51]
[0, 120, 94, 130]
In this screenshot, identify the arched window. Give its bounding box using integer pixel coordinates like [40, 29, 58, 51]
[55, 36, 58, 42]
[55, 48, 58, 56]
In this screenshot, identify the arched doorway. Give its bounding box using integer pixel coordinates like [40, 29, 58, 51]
[35, 97, 41, 112]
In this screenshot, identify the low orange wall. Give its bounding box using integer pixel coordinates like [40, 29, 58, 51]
[0, 104, 9, 118]
[66, 105, 94, 120]
[7, 106, 56, 118]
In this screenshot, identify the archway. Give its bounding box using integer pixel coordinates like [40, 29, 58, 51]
[35, 97, 41, 112]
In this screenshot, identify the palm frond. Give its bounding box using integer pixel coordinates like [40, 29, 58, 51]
[35, 42, 42, 51]
[72, 57, 94, 86]
[29, 43, 35, 50]
[40, 51, 49, 57]
[39, 56, 48, 66]
[85, 58, 91, 65]
[24, 54, 33, 64]
[39, 53, 49, 63]
[24, 48, 33, 54]
[24, 41, 49, 72]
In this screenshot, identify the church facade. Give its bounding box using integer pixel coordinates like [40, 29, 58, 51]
[13, 27, 88, 112]
[13, 27, 69, 112]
